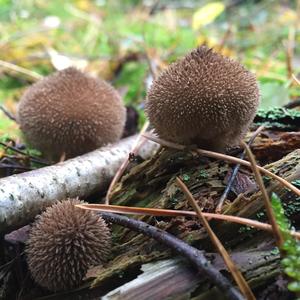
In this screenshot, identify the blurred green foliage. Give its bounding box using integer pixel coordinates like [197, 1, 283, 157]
[271, 193, 300, 293]
[0, 0, 299, 137]
[0, 1, 299, 295]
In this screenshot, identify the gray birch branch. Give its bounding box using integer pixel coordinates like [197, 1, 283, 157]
[0, 135, 159, 233]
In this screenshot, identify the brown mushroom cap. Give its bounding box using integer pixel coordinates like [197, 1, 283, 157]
[145, 46, 260, 151]
[17, 67, 126, 160]
[25, 199, 111, 291]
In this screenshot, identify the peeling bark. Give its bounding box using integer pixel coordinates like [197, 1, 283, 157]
[250, 131, 300, 162]
[0, 135, 159, 233]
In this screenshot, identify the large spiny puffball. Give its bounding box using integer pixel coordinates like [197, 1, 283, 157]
[25, 199, 111, 291]
[17, 67, 126, 160]
[146, 46, 260, 151]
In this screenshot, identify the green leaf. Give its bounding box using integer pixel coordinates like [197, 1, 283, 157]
[271, 193, 300, 294]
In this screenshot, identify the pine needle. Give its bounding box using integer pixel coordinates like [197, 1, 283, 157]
[0, 59, 43, 80]
[75, 203, 300, 240]
[142, 133, 300, 197]
[241, 141, 284, 248]
[105, 121, 150, 204]
[176, 177, 256, 300]
[292, 73, 300, 86]
[216, 125, 265, 212]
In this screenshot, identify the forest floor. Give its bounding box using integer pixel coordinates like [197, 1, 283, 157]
[0, 1, 300, 300]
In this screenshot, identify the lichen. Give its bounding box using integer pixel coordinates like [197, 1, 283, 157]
[254, 107, 300, 130]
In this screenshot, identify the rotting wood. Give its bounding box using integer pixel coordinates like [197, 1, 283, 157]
[101, 258, 204, 300]
[87, 148, 299, 292]
[141, 132, 300, 197]
[101, 246, 281, 300]
[0, 135, 159, 233]
[100, 212, 244, 300]
[250, 131, 300, 162]
[176, 177, 255, 300]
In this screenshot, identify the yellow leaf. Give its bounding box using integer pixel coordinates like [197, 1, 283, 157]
[278, 9, 297, 25]
[196, 35, 218, 48]
[192, 2, 225, 30]
[75, 0, 92, 11]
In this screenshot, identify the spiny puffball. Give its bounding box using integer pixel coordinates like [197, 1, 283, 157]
[146, 46, 260, 151]
[25, 199, 111, 291]
[17, 67, 126, 160]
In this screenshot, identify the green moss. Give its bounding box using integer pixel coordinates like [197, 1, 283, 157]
[256, 211, 265, 219]
[283, 198, 300, 219]
[254, 107, 300, 130]
[181, 174, 190, 182]
[198, 170, 208, 179]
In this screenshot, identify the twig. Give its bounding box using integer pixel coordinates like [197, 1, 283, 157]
[106, 41, 161, 204]
[142, 133, 185, 150]
[99, 212, 244, 300]
[286, 27, 295, 80]
[0, 60, 43, 81]
[148, 0, 161, 15]
[292, 74, 300, 86]
[284, 98, 300, 109]
[218, 25, 232, 52]
[0, 163, 33, 171]
[241, 141, 284, 248]
[141, 12, 162, 80]
[75, 204, 300, 240]
[144, 48, 160, 79]
[267, 167, 300, 193]
[176, 177, 255, 300]
[0, 105, 17, 122]
[0, 141, 49, 166]
[216, 125, 264, 212]
[105, 121, 150, 204]
[142, 133, 300, 197]
[0, 257, 17, 272]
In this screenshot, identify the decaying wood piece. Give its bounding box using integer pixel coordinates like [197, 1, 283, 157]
[223, 150, 300, 219]
[101, 258, 204, 300]
[0, 135, 159, 233]
[250, 131, 300, 162]
[251, 108, 300, 161]
[102, 245, 281, 300]
[215, 151, 300, 243]
[100, 212, 243, 300]
[88, 147, 299, 295]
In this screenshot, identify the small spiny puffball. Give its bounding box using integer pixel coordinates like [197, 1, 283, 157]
[146, 46, 260, 151]
[25, 199, 111, 291]
[17, 67, 126, 160]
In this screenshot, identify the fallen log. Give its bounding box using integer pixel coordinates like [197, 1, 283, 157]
[0, 135, 159, 233]
[87, 148, 299, 294]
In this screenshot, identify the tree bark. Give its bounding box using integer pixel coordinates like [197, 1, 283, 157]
[0, 135, 159, 233]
